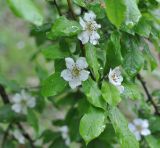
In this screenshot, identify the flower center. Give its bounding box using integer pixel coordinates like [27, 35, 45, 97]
[112, 73, 118, 82]
[136, 125, 143, 132]
[72, 67, 80, 77]
[86, 22, 95, 32]
[20, 99, 27, 107]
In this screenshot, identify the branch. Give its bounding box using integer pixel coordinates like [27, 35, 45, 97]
[67, 0, 76, 20]
[2, 123, 13, 147]
[137, 74, 160, 115]
[49, 0, 62, 16]
[0, 85, 10, 103]
[0, 84, 35, 148]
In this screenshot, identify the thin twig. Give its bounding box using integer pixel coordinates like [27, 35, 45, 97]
[67, 0, 76, 20]
[2, 123, 13, 147]
[49, 0, 62, 16]
[0, 85, 10, 103]
[137, 74, 160, 115]
[0, 84, 35, 148]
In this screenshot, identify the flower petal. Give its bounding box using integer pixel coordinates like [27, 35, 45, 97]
[65, 57, 75, 70]
[128, 123, 136, 132]
[12, 94, 21, 103]
[142, 119, 149, 128]
[27, 97, 36, 108]
[117, 85, 124, 94]
[79, 17, 86, 30]
[13, 130, 25, 144]
[61, 69, 72, 81]
[76, 57, 88, 69]
[78, 31, 89, 44]
[90, 31, 100, 45]
[141, 129, 151, 136]
[134, 131, 141, 141]
[79, 70, 90, 81]
[133, 118, 143, 126]
[84, 11, 96, 21]
[11, 103, 22, 113]
[69, 78, 81, 89]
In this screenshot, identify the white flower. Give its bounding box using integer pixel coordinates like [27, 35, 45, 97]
[108, 66, 124, 93]
[128, 118, 151, 141]
[59, 126, 71, 146]
[12, 129, 25, 144]
[78, 11, 101, 45]
[11, 90, 36, 114]
[61, 57, 90, 89]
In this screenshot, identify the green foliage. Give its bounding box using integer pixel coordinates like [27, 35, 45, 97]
[79, 106, 106, 144]
[41, 72, 67, 97]
[7, 0, 43, 26]
[1, 0, 160, 147]
[85, 43, 100, 81]
[47, 16, 81, 39]
[101, 81, 121, 106]
[108, 107, 139, 148]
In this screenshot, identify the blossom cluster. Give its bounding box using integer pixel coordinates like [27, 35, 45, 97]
[61, 11, 124, 93]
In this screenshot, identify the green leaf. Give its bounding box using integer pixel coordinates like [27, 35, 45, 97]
[85, 43, 100, 81]
[122, 36, 144, 77]
[79, 107, 106, 144]
[123, 83, 141, 100]
[104, 0, 126, 28]
[41, 72, 67, 97]
[0, 105, 23, 123]
[145, 135, 160, 148]
[123, 50, 144, 77]
[101, 81, 121, 106]
[108, 107, 139, 148]
[143, 41, 157, 71]
[47, 16, 81, 39]
[27, 109, 39, 133]
[41, 130, 60, 144]
[134, 17, 151, 38]
[73, 0, 86, 7]
[41, 43, 70, 60]
[7, 0, 43, 26]
[124, 0, 141, 27]
[105, 32, 123, 70]
[82, 78, 105, 109]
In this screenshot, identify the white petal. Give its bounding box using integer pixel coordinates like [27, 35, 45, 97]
[76, 57, 88, 69]
[142, 119, 149, 128]
[128, 123, 136, 132]
[78, 31, 89, 44]
[133, 118, 143, 126]
[13, 130, 25, 144]
[95, 23, 101, 29]
[117, 85, 124, 94]
[27, 97, 36, 108]
[84, 11, 96, 21]
[108, 69, 118, 86]
[65, 137, 71, 146]
[12, 94, 21, 103]
[79, 17, 86, 30]
[79, 70, 90, 81]
[65, 58, 75, 70]
[21, 90, 27, 98]
[61, 69, 72, 81]
[108, 67, 123, 86]
[69, 78, 81, 89]
[22, 107, 27, 114]
[89, 31, 100, 45]
[11, 104, 22, 113]
[141, 129, 151, 136]
[59, 126, 69, 133]
[134, 131, 141, 141]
